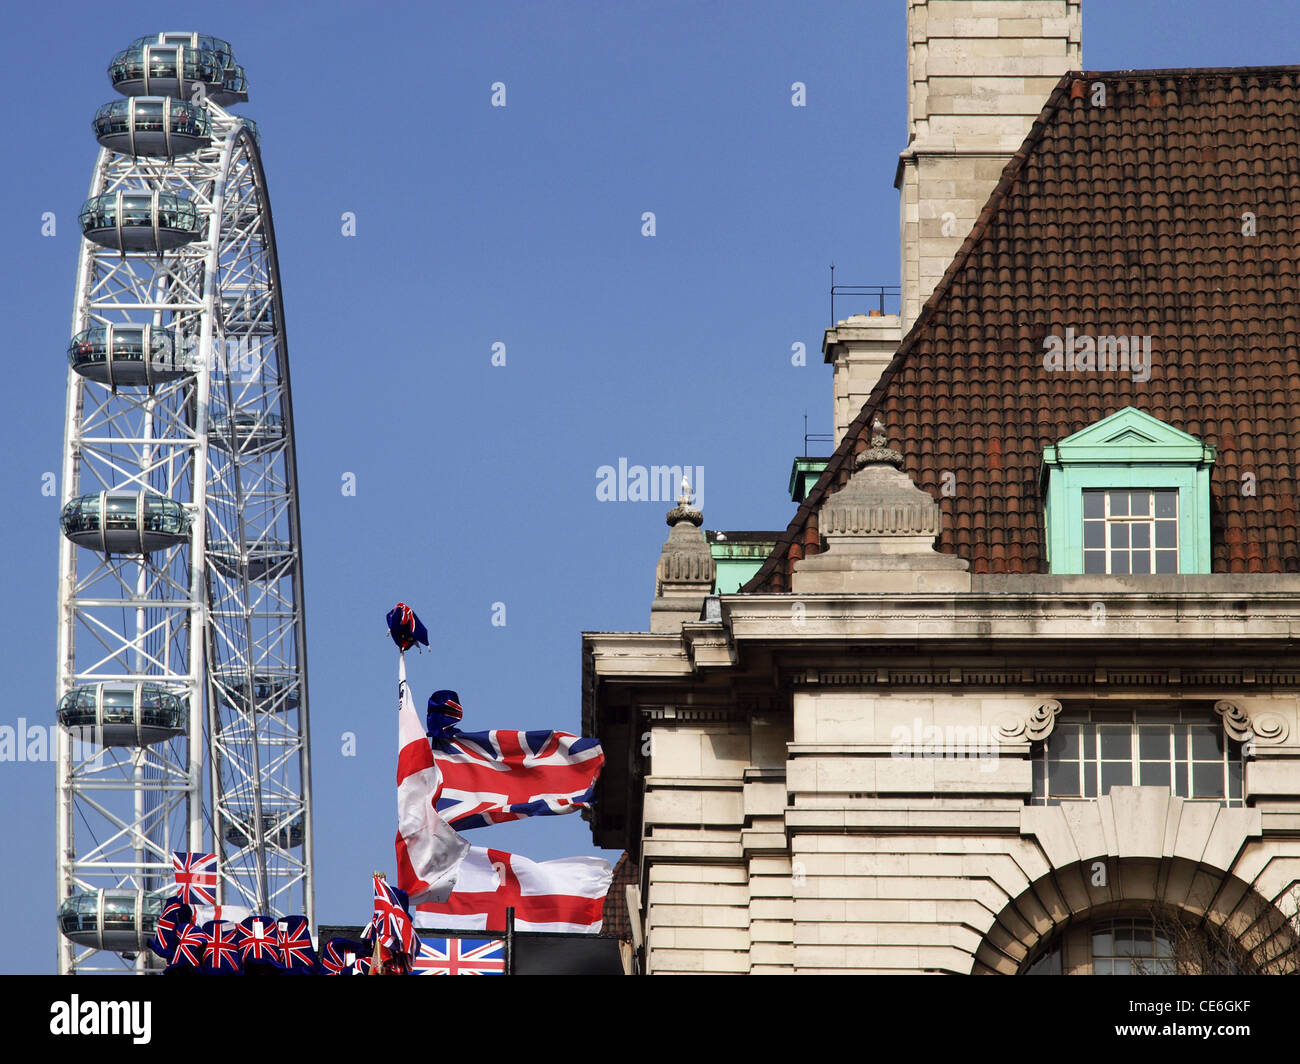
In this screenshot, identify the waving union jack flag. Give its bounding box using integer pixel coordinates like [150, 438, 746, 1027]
[364, 874, 416, 957]
[171, 851, 218, 905]
[431, 730, 604, 829]
[411, 935, 505, 975]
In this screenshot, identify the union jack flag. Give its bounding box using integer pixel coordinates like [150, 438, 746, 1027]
[411, 935, 505, 975]
[202, 920, 242, 974]
[150, 896, 191, 961]
[431, 730, 604, 829]
[364, 874, 416, 956]
[171, 851, 218, 905]
[167, 923, 209, 969]
[278, 915, 316, 971]
[237, 915, 283, 967]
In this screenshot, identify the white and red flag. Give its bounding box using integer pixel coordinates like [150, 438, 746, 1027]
[413, 846, 613, 934]
[395, 653, 470, 903]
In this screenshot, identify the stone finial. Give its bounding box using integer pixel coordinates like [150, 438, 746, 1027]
[791, 418, 970, 594]
[665, 476, 703, 527]
[651, 477, 715, 632]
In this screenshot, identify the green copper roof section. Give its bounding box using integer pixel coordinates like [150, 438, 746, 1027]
[708, 532, 779, 594]
[789, 457, 830, 504]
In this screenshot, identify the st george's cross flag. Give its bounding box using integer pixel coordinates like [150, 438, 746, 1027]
[430, 729, 605, 830]
[413, 846, 612, 934]
[171, 851, 218, 906]
[394, 653, 470, 903]
[411, 935, 505, 975]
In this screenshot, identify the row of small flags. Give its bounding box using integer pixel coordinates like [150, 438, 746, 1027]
[149, 600, 610, 975]
[153, 859, 504, 974]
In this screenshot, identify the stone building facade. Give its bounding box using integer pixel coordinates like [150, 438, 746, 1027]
[583, 1, 1300, 974]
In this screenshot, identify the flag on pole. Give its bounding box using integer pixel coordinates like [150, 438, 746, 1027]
[395, 652, 470, 903]
[171, 851, 218, 905]
[411, 935, 505, 975]
[387, 602, 429, 651]
[431, 729, 605, 829]
[364, 873, 417, 957]
[413, 846, 612, 934]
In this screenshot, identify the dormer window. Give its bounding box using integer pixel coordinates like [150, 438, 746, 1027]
[1082, 489, 1179, 574]
[1041, 408, 1215, 575]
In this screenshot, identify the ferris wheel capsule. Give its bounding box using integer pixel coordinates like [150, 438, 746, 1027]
[67, 324, 191, 387]
[60, 490, 190, 554]
[93, 97, 211, 157]
[79, 190, 202, 254]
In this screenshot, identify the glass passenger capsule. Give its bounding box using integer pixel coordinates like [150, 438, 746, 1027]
[58, 682, 186, 747]
[125, 34, 248, 104]
[67, 323, 191, 387]
[220, 287, 274, 333]
[109, 42, 227, 101]
[209, 411, 284, 451]
[213, 671, 299, 713]
[61, 491, 190, 554]
[58, 889, 163, 953]
[80, 191, 202, 254]
[223, 811, 304, 849]
[208, 539, 293, 580]
[93, 97, 211, 157]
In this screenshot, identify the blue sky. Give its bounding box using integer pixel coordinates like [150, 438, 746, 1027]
[3, 0, 1299, 972]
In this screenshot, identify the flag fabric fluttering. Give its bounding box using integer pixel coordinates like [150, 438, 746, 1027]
[192, 902, 251, 926]
[411, 935, 505, 975]
[426, 689, 463, 738]
[387, 602, 429, 652]
[364, 874, 417, 958]
[171, 851, 218, 906]
[395, 653, 470, 903]
[430, 729, 605, 830]
[413, 846, 612, 934]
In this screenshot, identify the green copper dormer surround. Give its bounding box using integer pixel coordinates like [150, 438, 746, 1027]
[1040, 407, 1216, 574]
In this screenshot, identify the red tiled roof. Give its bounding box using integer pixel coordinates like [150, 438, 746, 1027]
[746, 67, 1300, 592]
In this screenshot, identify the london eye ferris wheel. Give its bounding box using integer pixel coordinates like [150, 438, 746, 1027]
[54, 33, 314, 973]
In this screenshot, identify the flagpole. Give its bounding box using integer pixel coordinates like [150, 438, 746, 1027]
[506, 905, 515, 976]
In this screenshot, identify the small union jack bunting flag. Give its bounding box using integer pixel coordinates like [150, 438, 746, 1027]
[171, 851, 218, 906]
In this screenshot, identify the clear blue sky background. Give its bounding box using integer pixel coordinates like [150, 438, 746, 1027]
[2, 0, 1297, 972]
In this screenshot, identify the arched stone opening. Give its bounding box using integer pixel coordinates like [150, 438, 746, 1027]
[975, 856, 1300, 975]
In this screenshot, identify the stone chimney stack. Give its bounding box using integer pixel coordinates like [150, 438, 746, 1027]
[897, 0, 1081, 329]
[650, 478, 716, 632]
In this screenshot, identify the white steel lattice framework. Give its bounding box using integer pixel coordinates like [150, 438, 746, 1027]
[55, 35, 313, 973]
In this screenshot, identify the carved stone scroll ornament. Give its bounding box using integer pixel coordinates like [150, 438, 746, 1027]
[1215, 700, 1290, 745]
[995, 700, 1063, 744]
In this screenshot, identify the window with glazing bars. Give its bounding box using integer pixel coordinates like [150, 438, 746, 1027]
[1031, 709, 1243, 806]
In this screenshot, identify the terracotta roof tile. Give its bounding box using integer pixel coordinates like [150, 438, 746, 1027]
[746, 67, 1300, 592]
